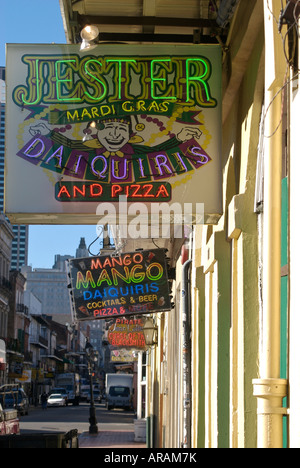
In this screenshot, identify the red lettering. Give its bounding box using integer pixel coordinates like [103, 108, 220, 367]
[93, 307, 124, 318]
[143, 184, 155, 197]
[91, 258, 103, 269]
[57, 182, 170, 202]
[57, 185, 71, 198]
[90, 183, 103, 197]
[156, 184, 170, 198]
[102, 257, 112, 268]
[123, 254, 132, 266]
[111, 184, 123, 198]
[131, 184, 142, 197]
[73, 184, 86, 198]
[133, 252, 143, 264]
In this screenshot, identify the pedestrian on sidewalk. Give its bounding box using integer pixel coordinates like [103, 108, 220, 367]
[41, 392, 48, 410]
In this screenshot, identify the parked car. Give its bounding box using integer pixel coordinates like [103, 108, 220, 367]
[0, 388, 29, 416]
[86, 390, 101, 403]
[49, 387, 68, 405]
[47, 394, 67, 408]
[80, 388, 90, 401]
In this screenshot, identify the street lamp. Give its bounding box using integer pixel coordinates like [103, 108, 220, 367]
[85, 340, 98, 434]
[143, 318, 158, 347]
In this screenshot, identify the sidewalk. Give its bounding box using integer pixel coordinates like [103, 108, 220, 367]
[79, 429, 147, 448]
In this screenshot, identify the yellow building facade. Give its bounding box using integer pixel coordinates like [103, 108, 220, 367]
[57, 0, 299, 448]
[146, 0, 299, 449]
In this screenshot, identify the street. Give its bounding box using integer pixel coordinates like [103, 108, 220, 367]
[19, 402, 136, 435]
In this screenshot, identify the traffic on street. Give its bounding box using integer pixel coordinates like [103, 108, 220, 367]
[19, 401, 136, 436]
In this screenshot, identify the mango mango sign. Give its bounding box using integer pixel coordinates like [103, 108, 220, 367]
[67, 249, 171, 321]
[5, 44, 222, 225]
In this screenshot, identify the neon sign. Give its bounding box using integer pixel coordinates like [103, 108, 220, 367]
[55, 181, 171, 202]
[106, 317, 146, 349]
[12, 55, 217, 107]
[17, 133, 211, 188]
[67, 249, 171, 321]
[110, 349, 139, 362]
[5, 44, 222, 224]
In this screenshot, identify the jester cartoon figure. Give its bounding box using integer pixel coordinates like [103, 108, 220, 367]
[28, 114, 208, 183]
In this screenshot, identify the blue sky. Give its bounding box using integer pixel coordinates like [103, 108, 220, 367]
[1, 0, 100, 267]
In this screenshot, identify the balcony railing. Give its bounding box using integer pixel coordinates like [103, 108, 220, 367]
[41, 348, 63, 362]
[29, 335, 48, 349]
[16, 303, 29, 316]
[5, 337, 21, 354]
[0, 276, 12, 292]
[5, 338, 32, 360]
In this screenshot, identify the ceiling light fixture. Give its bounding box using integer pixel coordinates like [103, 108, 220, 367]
[80, 25, 99, 51]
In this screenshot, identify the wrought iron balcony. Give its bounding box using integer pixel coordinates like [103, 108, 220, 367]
[29, 335, 48, 349]
[16, 303, 29, 315]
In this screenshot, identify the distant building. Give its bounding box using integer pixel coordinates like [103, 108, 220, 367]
[21, 265, 71, 325]
[0, 66, 28, 270]
[0, 213, 14, 339]
[76, 237, 89, 258]
[21, 237, 90, 326]
[0, 68, 6, 215]
[21, 238, 106, 377]
[53, 254, 73, 272]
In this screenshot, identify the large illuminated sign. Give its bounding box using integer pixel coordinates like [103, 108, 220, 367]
[5, 44, 222, 225]
[67, 249, 171, 321]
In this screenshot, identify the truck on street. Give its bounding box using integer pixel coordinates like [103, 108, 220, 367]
[106, 374, 134, 411]
[55, 373, 80, 406]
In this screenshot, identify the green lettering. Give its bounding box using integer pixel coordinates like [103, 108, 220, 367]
[150, 59, 176, 100]
[111, 267, 131, 286]
[97, 269, 113, 287]
[21, 58, 41, 106]
[186, 58, 216, 106]
[84, 59, 108, 101]
[55, 59, 81, 102]
[107, 59, 137, 99]
[76, 271, 96, 289]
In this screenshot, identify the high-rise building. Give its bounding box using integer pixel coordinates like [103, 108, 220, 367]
[0, 68, 5, 212]
[11, 225, 29, 270]
[53, 254, 74, 272]
[21, 238, 90, 326]
[76, 237, 89, 258]
[0, 66, 28, 270]
[21, 264, 72, 325]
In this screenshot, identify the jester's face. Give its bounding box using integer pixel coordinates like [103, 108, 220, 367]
[97, 121, 131, 152]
